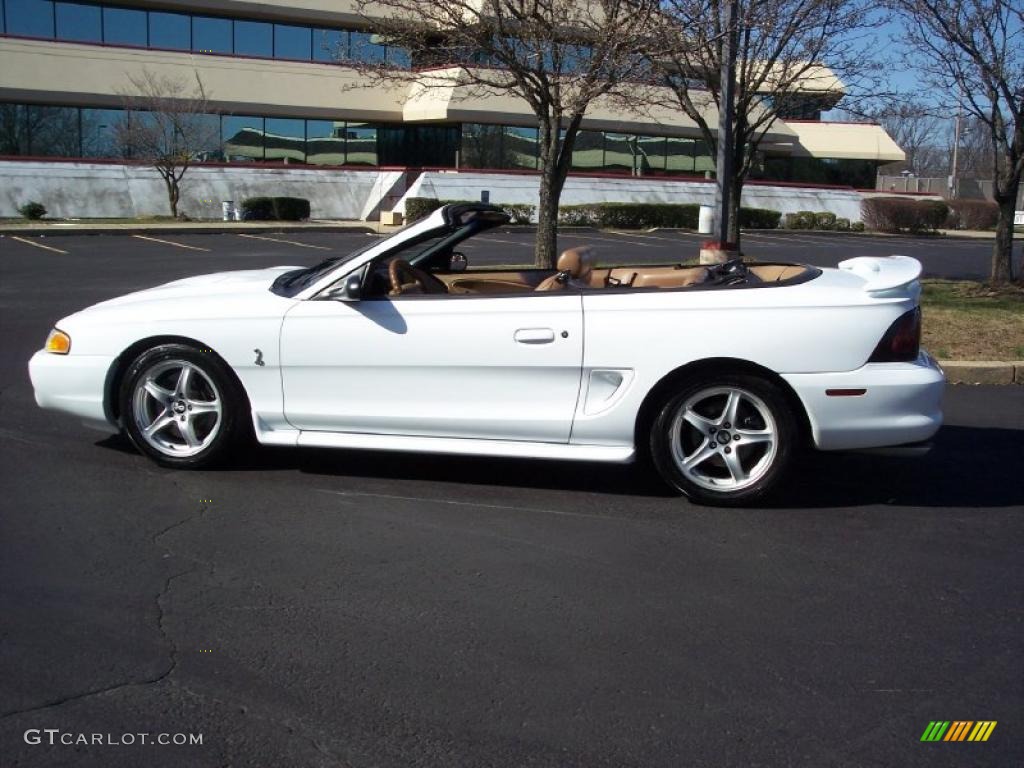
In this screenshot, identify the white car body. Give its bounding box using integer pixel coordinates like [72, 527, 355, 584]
[29, 205, 944, 474]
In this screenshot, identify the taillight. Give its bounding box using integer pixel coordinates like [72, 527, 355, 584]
[868, 307, 921, 363]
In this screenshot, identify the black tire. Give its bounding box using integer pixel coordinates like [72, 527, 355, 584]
[649, 372, 797, 506]
[119, 343, 248, 469]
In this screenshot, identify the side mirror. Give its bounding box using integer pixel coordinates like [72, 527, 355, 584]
[343, 274, 362, 300]
[449, 252, 468, 273]
[327, 273, 362, 301]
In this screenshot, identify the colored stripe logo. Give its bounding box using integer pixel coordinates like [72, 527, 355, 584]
[920, 721, 997, 742]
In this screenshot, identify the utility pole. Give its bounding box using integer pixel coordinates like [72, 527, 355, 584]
[713, 0, 739, 247]
[949, 96, 962, 199]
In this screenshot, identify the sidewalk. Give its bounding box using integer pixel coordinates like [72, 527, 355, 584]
[0, 219, 393, 236]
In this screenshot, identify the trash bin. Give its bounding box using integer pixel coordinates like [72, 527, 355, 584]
[698, 204, 714, 234]
[222, 201, 234, 221]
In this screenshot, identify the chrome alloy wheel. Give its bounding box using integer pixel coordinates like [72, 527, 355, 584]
[131, 359, 222, 458]
[668, 386, 778, 492]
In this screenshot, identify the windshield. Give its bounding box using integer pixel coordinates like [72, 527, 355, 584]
[270, 236, 384, 298]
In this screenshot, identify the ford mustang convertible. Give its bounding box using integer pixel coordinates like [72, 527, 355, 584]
[29, 203, 944, 505]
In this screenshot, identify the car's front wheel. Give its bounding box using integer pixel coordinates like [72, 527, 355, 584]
[120, 344, 245, 469]
[649, 373, 797, 506]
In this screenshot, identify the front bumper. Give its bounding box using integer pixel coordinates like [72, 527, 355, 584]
[782, 352, 945, 451]
[28, 349, 117, 432]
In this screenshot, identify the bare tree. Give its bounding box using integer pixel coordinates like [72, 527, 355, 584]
[650, 0, 882, 248]
[115, 70, 220, 218]
[955, 115, 998, 179]
[349, 0, 661, 268]
[891, 0, 1022, 283]
[858, 101, 950, 175]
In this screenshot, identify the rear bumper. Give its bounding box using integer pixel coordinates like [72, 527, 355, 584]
[28, 349, 117, 432]
[782, 352, 945, 451]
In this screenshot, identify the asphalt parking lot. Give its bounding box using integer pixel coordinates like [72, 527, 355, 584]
[2, 225, 1020, 280]
[1, 233, 1022, 767]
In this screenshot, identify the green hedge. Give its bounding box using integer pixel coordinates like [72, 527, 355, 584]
[784, 210, 817, 229]
[738, 207, 782, 229]
[240, 196, 310, 221]
[814, 211, 837, 230]
[404, 197, 535, 224]
[18, 201, 47, 220]
[559, 203, 701, 229]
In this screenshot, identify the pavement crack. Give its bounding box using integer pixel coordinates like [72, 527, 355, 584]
[1, 504, 211, 721]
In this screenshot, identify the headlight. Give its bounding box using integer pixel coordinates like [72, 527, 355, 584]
[44, 328, 71, 355]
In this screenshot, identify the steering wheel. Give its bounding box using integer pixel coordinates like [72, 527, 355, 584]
[388, 259, 447, 296]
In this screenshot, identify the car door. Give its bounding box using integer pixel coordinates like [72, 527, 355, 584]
[279, 289, 584, 443]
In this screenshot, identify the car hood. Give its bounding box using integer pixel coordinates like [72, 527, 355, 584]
[91, 266, 301, 309]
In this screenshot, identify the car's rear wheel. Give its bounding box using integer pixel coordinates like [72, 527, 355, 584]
[120, 344, 245, 469]
[649, 373, 797, 506]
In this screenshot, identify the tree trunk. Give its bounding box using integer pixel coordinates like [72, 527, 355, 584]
[991, 191, 1017, 284]
[536, 164, 559, 270]
[162, 173, 180, 218]
[534, 114, 578, 270]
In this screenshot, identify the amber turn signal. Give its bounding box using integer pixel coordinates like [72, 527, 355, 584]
[44, 328, 71, 355]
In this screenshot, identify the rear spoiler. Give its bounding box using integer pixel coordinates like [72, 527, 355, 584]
[838, 255, 923, 294]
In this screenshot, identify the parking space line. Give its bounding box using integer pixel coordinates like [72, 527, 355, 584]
[132, 234, 210, 251]
[473, 236, 534, 247]
[567, 233, 657, 248]
[238, 233, 332, 250]
[9, 236, 68, 255]
[605, 230, 700, 243]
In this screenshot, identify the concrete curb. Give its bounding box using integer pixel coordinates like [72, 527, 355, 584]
[939, 360, 1024, 385]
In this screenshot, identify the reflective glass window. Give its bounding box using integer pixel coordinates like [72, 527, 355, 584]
[55, 2, 99, 41]
[233, 19, 271, 57]
[306, 119, 345, 165]
[344, 123, 377, 165]
[386, 46, 411, 68]
[27, 105, 80, 156]
[350, 31, 385, 63]
[102, 6, 146, 46]
[1, 0, 5, 33]
[693, 140, 715, 173]
[149, 11, 188, 50]
[313, 28, 347, 61]
[665, 137, 696, 174]
[6, 0, 55, 38]
[187, 113, 222, 161]
[222, 115, 264, 161]
[0, 104, 30, 154]
[80, 107, 123, 158]
[460, 124, 504, 169]
[635, 135, 667, 173]
[274, 23, 310, 60]
[570, 130, 604, 171]
[192, 15, 231, 54]
[264, 117, 305, 163]
[502, 126, 537, 170]
[603, 133, 635, 174]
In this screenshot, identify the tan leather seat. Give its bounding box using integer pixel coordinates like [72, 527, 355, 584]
[535, 247, 595, 291]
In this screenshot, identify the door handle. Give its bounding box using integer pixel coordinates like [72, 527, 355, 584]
[514, 328, 556, 344]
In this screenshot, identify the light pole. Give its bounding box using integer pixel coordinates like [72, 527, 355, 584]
[949, 96, 962, 199]
[713, 0, 740, 248]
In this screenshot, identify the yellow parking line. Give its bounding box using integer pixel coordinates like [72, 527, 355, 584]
[237, 233, 332, 250]
[132, 234, 210, 251]
[9, 236, 69, 254]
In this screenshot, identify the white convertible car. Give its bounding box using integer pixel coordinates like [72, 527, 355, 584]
[29, 203, 944, 505]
